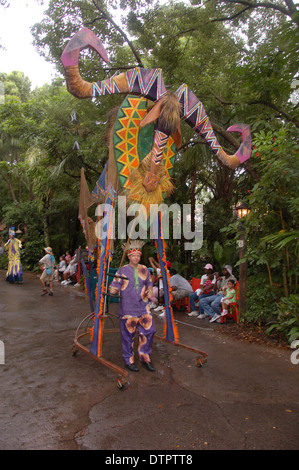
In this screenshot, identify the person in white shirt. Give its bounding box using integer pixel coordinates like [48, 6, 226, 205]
[57, 256, 67, 281]
[39, 247, 56, 296]
[62, 254, 77, 284]
[168, 269, 193, 301]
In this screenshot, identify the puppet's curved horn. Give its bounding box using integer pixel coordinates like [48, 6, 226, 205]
[61, 27, 109, 99]
[176, 84, 251, 169]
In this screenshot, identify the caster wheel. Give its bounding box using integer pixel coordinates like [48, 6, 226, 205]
[117, 377, 130, 391]
[71, 344, 79, 356]
[195, 357, 203, 367]
[195, 355, 207, 367]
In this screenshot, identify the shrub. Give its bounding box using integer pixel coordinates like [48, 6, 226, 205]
[266, 294, 299, 344]
[244, 275, 280, 324]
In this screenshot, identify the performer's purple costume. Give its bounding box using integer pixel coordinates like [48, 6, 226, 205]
[110, 264, 156, 366]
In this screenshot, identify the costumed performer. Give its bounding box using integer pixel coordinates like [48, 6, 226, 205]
[39, 247, 56, 296]
[109, 240, 156, 372]
[4, 227, 23, 284]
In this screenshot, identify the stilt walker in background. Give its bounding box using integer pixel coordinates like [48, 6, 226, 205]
[109, 241, 156, 372]
[4, 227, 23, 284]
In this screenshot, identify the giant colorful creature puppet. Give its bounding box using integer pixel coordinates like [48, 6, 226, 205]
[61, 27, 251, 380]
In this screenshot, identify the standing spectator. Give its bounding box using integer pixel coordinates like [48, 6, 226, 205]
[39, 247, 56, 296]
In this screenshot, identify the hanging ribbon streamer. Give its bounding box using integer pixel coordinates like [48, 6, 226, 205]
[81, 258, 94, 313]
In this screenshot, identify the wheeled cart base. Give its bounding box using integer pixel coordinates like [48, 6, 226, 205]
[72, 311, 208, 391]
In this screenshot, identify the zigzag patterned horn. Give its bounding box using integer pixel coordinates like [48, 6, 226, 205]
[176, 84, 251, 169]
[61, 27, 109, 99]
[62, 29, 251, 169]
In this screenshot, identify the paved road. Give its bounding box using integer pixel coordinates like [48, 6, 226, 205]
[0, 270, 298, 451]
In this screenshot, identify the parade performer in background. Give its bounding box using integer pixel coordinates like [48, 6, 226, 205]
[4, 227, 23, 284]
[39, 247, 56, 296]
[109, 241, 156, 373]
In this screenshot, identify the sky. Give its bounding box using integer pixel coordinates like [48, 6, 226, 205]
[0, 0, 181, 90]
[0, 0, 58, 89]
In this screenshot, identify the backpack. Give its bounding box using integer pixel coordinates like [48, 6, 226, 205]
[46, 255, 54, 275]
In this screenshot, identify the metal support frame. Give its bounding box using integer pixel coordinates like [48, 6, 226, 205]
[72, 310, 129, 380]
[72, 303, 208, 389]
[74, 224, 208, 388]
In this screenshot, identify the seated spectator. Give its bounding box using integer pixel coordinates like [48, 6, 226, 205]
[57, 255, 67, 281]
[188, 264, 215, 318]
[61, 254, 77, 285]
[220, 279, 236, 320]
[65, 251, 71, 264]
[169, 268, 193, 302]
[199, 265, 237, 323]
[149, 256, 172, 311]
[155, 268, 193, 318]
[147, 267, 158, 308]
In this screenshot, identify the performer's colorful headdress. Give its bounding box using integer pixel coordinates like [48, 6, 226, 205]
[123, 240, 144, 256]
[9, 227, 15, 237]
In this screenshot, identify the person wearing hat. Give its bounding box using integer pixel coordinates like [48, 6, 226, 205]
[109, 241, 156, 372]
[39, 247, 56, 296]
[188, 264, 215, 318]
[199, 265, 237, 323]
[4, 227, 23, 284]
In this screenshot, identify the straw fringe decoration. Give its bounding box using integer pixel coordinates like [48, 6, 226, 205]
[125, 151, 175, 209]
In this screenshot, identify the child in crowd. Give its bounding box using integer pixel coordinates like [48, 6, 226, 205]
[197, 272, 214, 296]
[57, 255, 66, 281]
[221, 279, 236, 317]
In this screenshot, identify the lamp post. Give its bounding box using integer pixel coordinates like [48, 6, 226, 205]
[235, 202, 250, 316]
[16, 223, 28, 243]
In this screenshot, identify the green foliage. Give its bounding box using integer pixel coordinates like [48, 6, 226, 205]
[0, 71, 31, 101]
[266, 295, 299, 344]
[0, 250, 7, 269]
[23, 239, 46, 271]
[245, 275, 279, 324]
[246, 126, 299, 293]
